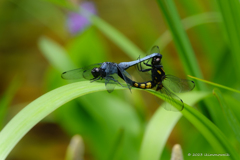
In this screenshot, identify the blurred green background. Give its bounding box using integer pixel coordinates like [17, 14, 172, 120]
[0, 0, 240, 160]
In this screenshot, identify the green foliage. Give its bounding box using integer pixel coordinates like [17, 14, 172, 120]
[139, 92, 208, 160]
[213, 89, 240, 143]
[156, 0, 205, 90]
[39, 34, 142, 160]
[0, 81, 209, 160]
[1, 0, 240, 159]
[0, 81, 114, 159]
[216, 0, 240, 81]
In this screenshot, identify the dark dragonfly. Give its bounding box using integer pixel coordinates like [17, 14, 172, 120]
[129, 46, 195, 111]
[61, 53, 161, 93]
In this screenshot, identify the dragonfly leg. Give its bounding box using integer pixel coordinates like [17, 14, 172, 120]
[137, 58, 152, 71]
[136, 61, 141, 71]
[156, 84, 162, 91]
[137, 55, 141, 61]
[90, 76, 100, 83]
[143, 57, 151, 65]
[139, 68, 152, 72]
[108, 76, 124, 87]
[143, 62, 152, 66]
[137, 61, 152, 72]
[155, 64, 163, 67]
[137, 63, 152, 72]
[136, 56, 142, 71]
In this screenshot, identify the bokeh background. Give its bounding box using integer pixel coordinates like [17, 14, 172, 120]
[0, 0, 239, 160]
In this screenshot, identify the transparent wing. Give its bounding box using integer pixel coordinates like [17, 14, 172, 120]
[136, 45, 161, 68]
[61, 63, 102, 80]
[135, 57, 152, 81]
[157, 85, 184, 111]
[162, 75, 195, 93]
[104, 63, 118, 93]
[133, 46, 162, 81]
[135, 65, 152, 82]
[117, 65, 133, 92]
[141, 46, 160, 66]
[105, 73, 119, 93]
[150, 45, 160, 54]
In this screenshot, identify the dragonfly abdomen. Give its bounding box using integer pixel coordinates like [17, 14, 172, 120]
[132, 81, 156, 89]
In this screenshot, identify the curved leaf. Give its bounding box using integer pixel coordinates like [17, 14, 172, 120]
[140, 89, 239, 160]
[0, 82, 238, 159]
[189, 75, 240, 94]
[0, 82, 108, 159]
[139, 91, 208, 160]
[213, 88, 240, 143]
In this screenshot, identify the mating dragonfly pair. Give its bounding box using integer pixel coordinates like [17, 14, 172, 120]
[62, 46, 195, 111]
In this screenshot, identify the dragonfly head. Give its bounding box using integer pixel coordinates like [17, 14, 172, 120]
[91, 67, 101, 78]
[152, 55, 162, 65]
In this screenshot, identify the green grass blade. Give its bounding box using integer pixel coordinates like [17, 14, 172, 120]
[189, 75, 240, 94]
[80, 5, 146, 59]
[89, 15, 145, 59]
[139, 91, 208, 160]
[156, 0, 205, 90]
[141, 89, 239, 160]
[153, 12, 221, 50]
[0, 82, 238, 159]
[181, 104, 239, 159]
[0, 77, 21, 129]
[39, 36, 75, 71]
[213, 88, 240, 143]
[216, 0, 240, 81]
[0, 82, 110, 159]
[107, 128, 125, 160]
[0, 82, 177, 159]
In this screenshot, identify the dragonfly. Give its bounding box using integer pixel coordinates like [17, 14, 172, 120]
[61, 52, 162, 93]
[129, 46, 195, 111]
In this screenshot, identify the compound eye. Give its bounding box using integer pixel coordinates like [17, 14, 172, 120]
[95, 68, 100, 72]
[91, 67, 100, 78]
[92, 67, 100, 73]
[156, 58, 160, 62]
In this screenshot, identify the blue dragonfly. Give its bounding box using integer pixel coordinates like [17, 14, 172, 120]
[61, 52, 162, 93]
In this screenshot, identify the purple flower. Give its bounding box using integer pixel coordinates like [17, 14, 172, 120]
[67, 1, 97, 34]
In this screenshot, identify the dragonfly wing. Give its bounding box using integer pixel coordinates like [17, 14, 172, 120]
[136, 45, 161, 69]
[105, 73, 119, 93]
[158, 85, 184, 111]
[139, 46, 160, 66]
[135, 63, 152, 81]
[103, 63, 118, 93]
[61, 63, 102, 80]
[117, 65, 133, 91]
[61, 68, 86, 80]
[162, 75, 195, 93]
[136, 45, 161, 76]
[150, 45, 160, 54]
